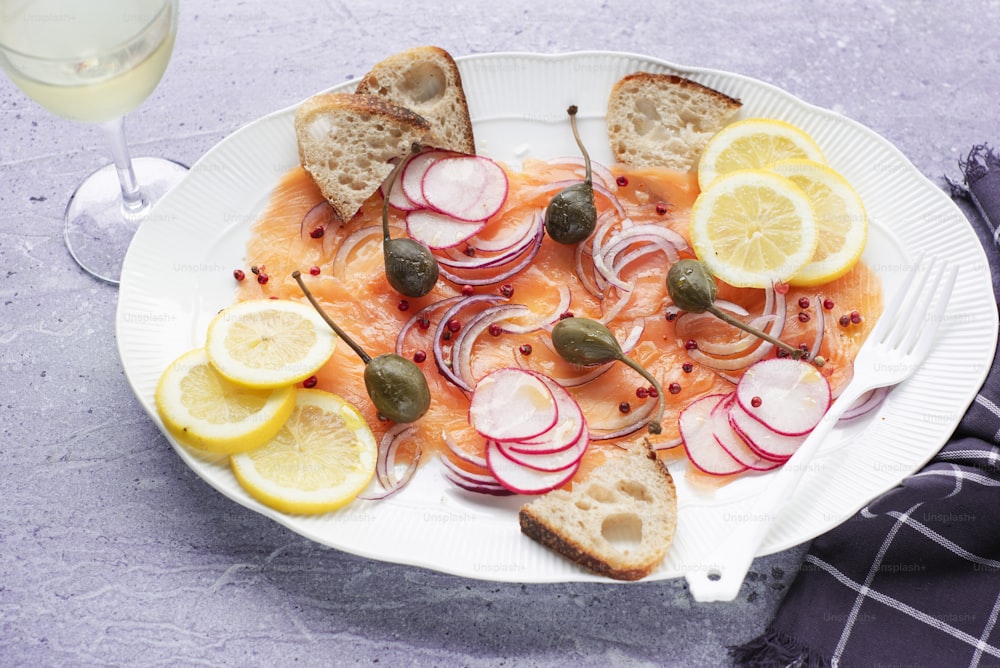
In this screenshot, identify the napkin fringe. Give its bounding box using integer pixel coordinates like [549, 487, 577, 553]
[728, 627, 829, 667]
[948, 142, 999, 198]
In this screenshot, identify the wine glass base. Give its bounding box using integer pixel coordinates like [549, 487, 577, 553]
[64, 156, 189, 285]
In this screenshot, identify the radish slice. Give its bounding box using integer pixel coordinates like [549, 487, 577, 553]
[405, 209, 487, 249]
[728, 401, 803, 461]
[494, 424, 588, 472]
[486, 439, 580, 494]
[422, 156, 509, 222]
[735, 358, 831, 436]
[680, 394, 747, 476]
[401, 150, 451, 208]
[469, 368, 558, 442]
[509, 376, 586, 454]
[465, 208, 540, 253]
[712, 394, 783, 471]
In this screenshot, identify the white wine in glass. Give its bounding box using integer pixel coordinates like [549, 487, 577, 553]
[0, 0, 186, 284]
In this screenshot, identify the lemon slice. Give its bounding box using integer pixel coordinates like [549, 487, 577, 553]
[231, 389, 378, 514]
[205, 299, 337, 389]
[698, 118, 826, 190]
[155, 348, 296, 453]
[690, 169, 817, 288]
[767, 159, 868, 286]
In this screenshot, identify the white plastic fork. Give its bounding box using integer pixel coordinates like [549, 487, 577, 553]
[684, 256, 960, 602]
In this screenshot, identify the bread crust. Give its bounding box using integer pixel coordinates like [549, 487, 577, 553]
[607, 72, 742, 171]
[518, 443, 678, 581]
[355, 46, 475, 154]
[294, 92, 430, 221]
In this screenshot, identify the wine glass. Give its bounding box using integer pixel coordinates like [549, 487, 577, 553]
[0, 0, 186, 285]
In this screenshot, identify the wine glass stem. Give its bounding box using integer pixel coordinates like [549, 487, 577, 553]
[99, 116, 149, 218]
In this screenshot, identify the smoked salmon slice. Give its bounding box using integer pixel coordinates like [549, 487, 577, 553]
[235, 156, 881, 489]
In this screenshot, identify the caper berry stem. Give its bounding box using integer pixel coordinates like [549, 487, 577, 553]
[616, 354, 665, 435]
[382, 143, 422, 243]
[704, 303, 806, 360]
[566, 105, 591, 187]
[293, 270, 372, 364]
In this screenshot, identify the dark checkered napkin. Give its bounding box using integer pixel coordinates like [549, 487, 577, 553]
[733, 146, 1000, 668]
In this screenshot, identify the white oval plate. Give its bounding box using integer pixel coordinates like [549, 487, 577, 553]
[116, 51, 997, 582]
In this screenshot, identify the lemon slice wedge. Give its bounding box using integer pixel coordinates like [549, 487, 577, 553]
[205, 299, 337, 389]
[767, 159, 868, 286]
[690, 169, 818, 288]
[155, 348, 296, 454]
[231, 389, 378, 514]
[698, 118, 826, 190]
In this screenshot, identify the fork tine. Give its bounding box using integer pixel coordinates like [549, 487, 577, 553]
[869, 254, 925, 342]
[907, 262, 959, 360]
[892, 258, 941, 352]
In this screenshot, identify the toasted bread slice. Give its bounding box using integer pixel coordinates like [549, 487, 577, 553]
[518, 442, 678, 581]
[355, 46, 475, 155]
[607, 72, 742, 171]
[294, 92, 430, 221]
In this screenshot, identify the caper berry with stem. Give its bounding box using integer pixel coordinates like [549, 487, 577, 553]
[666, 258, 807, 361]
[551, 316, 665, 434]
[293, 271, 431, 423]
[544, 105, 597, 245]
[382, 145, 439, 298]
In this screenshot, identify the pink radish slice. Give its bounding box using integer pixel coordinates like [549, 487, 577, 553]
[401, 150, 451, 208]
[680, 394, 748, 476]
[486, 438, 580, 494]
[386, 173, 420, 211]
[712, 394, 783, 472]
[405, 209, 487, 249]
[422, 156, 509, 222]
[736, 358, 831, 436]
[508, 376, 586, 454]
[493, 427, 587, 472]
[469, 368, 558, 442]
[728, 401, 803, 461]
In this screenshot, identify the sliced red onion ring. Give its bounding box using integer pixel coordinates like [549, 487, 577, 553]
[650, 436, 683, 451]
[443, 430, 489, 469]
[543, 155, 617, 190]
[839, 386, 890, 421]
[597, 224, 687, 290]
[684, 287, 788, 371]
[300, 200, 335, 241]
[589, 395, 659, 440]
[599, 280, 636, 325]
[442, 468, 514, 496]
[680, 314, 779, 356]
[437, 223, 545, 286]
[437, 212, 543, 269]
[358, 424, 422, 501]
[501, 284, 571, 334]
[433, 294, 506, 391]
[573, 244, 604, 299]
[395, 295, 465, 355]
[452, 303, 531, 388]
[332, 225, 382, 277]
[464, 208, 541, 253]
